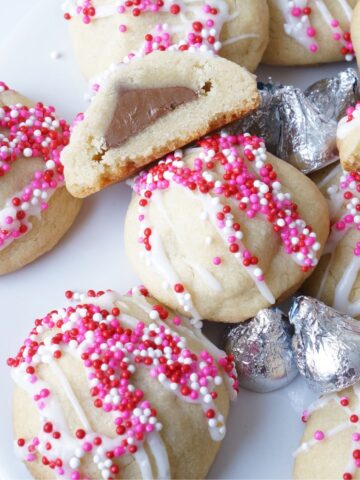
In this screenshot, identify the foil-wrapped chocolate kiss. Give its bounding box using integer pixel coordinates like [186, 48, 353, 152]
[290, 296, 360, 395]
[224, 308, 298, 393]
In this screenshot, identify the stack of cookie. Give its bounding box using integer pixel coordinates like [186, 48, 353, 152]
[3, 1, 360, 479]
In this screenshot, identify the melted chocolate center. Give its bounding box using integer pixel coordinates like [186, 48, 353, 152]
[105, 86, 197, 148]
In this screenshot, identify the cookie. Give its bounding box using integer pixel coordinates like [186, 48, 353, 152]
[8, 288, 237, 480]
[263, 0, 357, 66]
[337, 103, 360, 172]
[62, 0, 269, 80]
[124, 132, 330, 324]
[353, 1, 360, 62]
[293, 384, 360, 479]
[62, 51, 260, 198]
[0, 83, 82, 275]
[303, 165, 360, 318]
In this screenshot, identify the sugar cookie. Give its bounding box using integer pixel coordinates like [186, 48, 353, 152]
[62, 0, 269, 80]
[263, 0, 357, 65]
[8, 288, 237, 480]
[303, 165, 360, 318]
[294, 383, 360, 479]
[125, 132, 330, 323]
[337, 103, 360, 172]
[353, 2, 360, 64]
[0, 83, 81, 275]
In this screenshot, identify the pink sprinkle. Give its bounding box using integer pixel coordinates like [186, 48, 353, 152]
[119, 24, 127, 32]
[213, 256, 222, 266]
[82, 442, 92, 452]
[307, 27, 316, 38]
[314, 430, 325, 441]
[291, 7, 302, 17]
[310, 43, 319, 53]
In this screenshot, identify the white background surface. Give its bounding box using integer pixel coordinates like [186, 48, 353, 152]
[0, 2, 354, 479]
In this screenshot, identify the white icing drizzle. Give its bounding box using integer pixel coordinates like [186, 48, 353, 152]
[338, 106, 360, 140]
[184, 259, 223, 292]
[147, 433, 171, 479]
[143, 228, 203, 325]
[62, 0, 257, 57]
[333, 256, 360, 317]
[221, 33, 260, 46]
[316, 170, 360, 317]
[274, 0, 315, 51]
[294, 383, 360, 477]
[274, 0, 353, 56]
[10, 290, 236, 479]
[294, 422, 352, 456]
[316, 164, 343, 191]
[195, 190, 276, 304]
[133, 447, 154, 480]
[48, 360, 92, 431]
[153, 190, 223, 293]
[126, 288, 237, 400]
[338, 0, 353, 21]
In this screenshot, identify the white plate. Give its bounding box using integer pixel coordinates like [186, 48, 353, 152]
[0, 2, 353, 478]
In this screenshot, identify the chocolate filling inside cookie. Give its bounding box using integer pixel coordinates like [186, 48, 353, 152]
[105, 86, 197, 148]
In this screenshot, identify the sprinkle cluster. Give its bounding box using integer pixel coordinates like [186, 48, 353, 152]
[63, 0, 231, 64]
[0, 83, 69, 250]
[133, 133, 320, 302]
[328, 171, 360, 257]
[285, 1, 354, 60]
[300, 393, 360, 480]
[8, 289, 236, 480]
[345, 103, 360, 124]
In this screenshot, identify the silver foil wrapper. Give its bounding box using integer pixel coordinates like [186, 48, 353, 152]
[229, 68, 359, 173]
[224, 308, 298, 393]
[290, 296, 360, 394]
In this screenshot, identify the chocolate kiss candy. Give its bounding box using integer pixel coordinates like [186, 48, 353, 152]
[224, 308, 298, 393]
[290, 296, 360, 394]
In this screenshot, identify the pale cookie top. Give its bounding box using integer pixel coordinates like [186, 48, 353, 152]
[295, 384, 360, 480]
[130, 132, 323, 319]
[8, 288, 237, 480]
[315, 167, 360, 317]
[62, 0, 259, 64]
[273, 0, 354, 61]
[0, 82, 70, 251]
[338, 103, 360, 140]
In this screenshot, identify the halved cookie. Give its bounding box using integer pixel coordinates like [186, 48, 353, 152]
[62, 51, 259, 198]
